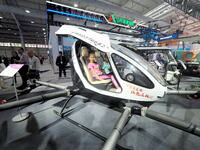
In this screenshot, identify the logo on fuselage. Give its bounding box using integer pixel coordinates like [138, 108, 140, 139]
[71, 31, 110, 49]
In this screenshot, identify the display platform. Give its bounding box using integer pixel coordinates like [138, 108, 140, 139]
[0, 92, 200, 150]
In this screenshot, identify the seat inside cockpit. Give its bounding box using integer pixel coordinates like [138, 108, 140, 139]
[75, 40, 121, 92]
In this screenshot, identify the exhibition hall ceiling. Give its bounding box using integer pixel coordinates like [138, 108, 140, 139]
[0, 0, 47, 44]
[53, 0, 163, 22]
[144, 2, 200, 37]
[50, 0, 200, 37]
[0, 0, 200, 44]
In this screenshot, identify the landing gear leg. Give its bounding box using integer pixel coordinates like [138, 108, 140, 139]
[102, 107, 131, 150]
[176, 74, 181, 90]
[54, 94, 76, 117]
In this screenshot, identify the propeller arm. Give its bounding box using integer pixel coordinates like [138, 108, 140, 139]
[36, 81, 70, 93]
[0, 91, 69, 111]
[131, 106, 200, 137]
[102, 107, 131, 150]
[167, 90, 200, 95]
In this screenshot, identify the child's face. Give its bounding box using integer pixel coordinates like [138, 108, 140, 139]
[89, 54, 96, 62]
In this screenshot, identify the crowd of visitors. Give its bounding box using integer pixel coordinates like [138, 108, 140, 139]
[0, 48, 44, 90]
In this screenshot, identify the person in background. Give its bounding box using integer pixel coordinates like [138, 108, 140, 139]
[56, 51, 67, 78]
[11, 51, 20, 85]
[39, 55, 44, 65]
[3, 56, 9, 67]
[34, 52, 39, 57]
[16, 48, 29, 90]
[27, 50, 40, 80]
[0, 56, 6, 89]
[11, 51, 20, 64]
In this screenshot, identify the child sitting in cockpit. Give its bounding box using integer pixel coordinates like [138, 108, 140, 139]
[102, 56, 112, 75]
[87, 52, 121, 92]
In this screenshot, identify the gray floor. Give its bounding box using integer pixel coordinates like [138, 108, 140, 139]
[0, 62, 200, 150]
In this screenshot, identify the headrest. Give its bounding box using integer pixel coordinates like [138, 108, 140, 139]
[95, 51, 100, 58]
[81, 46, 89, 57]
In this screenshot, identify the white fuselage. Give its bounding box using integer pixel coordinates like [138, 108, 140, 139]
[56, 25, 168, 102]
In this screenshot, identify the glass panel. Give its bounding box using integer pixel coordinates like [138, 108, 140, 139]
[112, 54, 154, 89]
[112, 44, 166, 86]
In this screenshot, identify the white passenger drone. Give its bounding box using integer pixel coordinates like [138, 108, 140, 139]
[39, 25, 200, 147]
[0, 25, 200, 150]
[55, 25, 199, 104]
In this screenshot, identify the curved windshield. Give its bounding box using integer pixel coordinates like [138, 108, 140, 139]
[112, 54, 154, 89]
[112, 44, 166, 86]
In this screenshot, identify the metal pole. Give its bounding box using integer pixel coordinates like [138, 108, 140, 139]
[167, 90, 199, 95]
[13, 77, 21, 114]
[12, 77, 30, 122]
[141, 108, 200, 137]
[36, 80, 69, 92]
[102, 107, 131, 150]
[11, 13, 25, 49]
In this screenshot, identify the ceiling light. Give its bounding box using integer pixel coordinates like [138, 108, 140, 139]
[128, 30, 132, 32]
[42, 28, 45, 31]
[44, 32, 46, 35]
[25, 10, 30, 13]
[14, 33, 17, 35]
[8, 28, 11, 31]
[188, 9, 193, 13]
[74, 3, 78, 7]
[0, 16, 3, 19]
[66, 18, 70, 21]
[31, 21, 34, 24]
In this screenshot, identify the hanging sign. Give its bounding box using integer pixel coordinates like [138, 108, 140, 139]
[158, 32, 179, 41]
[108, 15, 136, 27]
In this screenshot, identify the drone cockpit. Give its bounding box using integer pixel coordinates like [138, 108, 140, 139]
[75, 40, 121, 93]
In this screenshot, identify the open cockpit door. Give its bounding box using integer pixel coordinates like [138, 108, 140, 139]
[56, 25, 111, 53]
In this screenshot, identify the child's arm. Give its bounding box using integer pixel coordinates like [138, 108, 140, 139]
[88, 64, 101, 80]
[90, 69, 102, 80]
